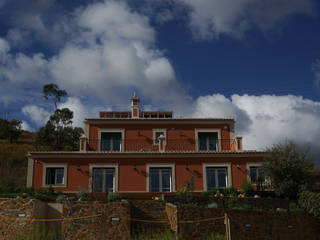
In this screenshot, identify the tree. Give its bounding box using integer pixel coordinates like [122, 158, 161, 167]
[262, 142, 314, 200]
[43, 83, 67, 110]
[37, 84, 84, 150]
[0, 118, 22, 143]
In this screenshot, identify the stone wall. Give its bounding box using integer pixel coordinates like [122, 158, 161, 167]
[129, 199, 171, 235]
[0, 198, 130, 240]
[62, 201, 130, 240]
[0, 198, 37, 240]
[167, 204, 320, 240]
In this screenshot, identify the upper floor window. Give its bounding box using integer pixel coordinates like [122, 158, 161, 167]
[153, 129, 167, 145]
[101, 132, 121, 151]
[98, 129, 125, 151]
[195, 129, 221, 152]
[198, 132, 218, 151]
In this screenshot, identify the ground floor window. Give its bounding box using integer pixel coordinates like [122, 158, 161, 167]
[45, 168, 64, 185]
[149, 168, 172, 192]
[249, 166, 266, 184]
[92, 168, 115, 192]
[206, 167, 228, 189]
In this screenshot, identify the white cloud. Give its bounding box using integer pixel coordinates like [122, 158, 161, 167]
[177, 0, 316, 39]
[22, 105, 50, 126]
[190, 94, 320, 161]
[21, 121, 35, 132]
[0, 0, 188, 109]
[2, 0, 73, 49]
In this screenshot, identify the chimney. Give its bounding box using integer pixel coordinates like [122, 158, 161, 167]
[131, 93, 140, 118]
[236, 136, 243, 151]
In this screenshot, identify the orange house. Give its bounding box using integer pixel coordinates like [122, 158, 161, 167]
[27, 94, 266, 193]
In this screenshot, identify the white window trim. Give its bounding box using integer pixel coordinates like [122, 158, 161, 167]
[247, 162, 269, 185]
[98, 128, 125, 152]
[42, 163, 68, 188]
[202, 163, 232, 190]
[195, 128, 221, 151]
[89, 163, 119, 193]
[146, 163, 175, 192]
[152, 128, 167, 146]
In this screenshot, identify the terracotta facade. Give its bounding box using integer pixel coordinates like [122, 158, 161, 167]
[27, 95, 265, 193]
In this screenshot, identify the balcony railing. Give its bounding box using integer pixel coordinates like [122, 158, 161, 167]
[82, 138, 237, 152]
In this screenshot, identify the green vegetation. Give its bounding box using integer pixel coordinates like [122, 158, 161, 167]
[262, 141, 314, 200]
[0, 131, 36, 188]
[37, 84, 83, 150]
[108, 192, 121, 202]
[240, 181, 255, 197]
[0, 118, 22, 143]
[298, 189, 320, 218]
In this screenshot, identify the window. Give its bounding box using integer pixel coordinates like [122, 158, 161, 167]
[206, 167, 228, 189]
[43, 163, 67, 187]
[45, 168, 64, 185]
[98, 129, 124, 151]
[92, 168, 115, 192]
[153, 129, 166, 145]
[249, 166, 266, 184]
[198, 132, 218, 151]
[203, 163, 231, 190]
[195, 129, 221, 151]
[149, 168, 172, 192]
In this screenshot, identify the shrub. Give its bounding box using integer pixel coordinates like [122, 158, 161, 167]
[241, 181, 255, 197]
[76, 190, 89, 201]
[298, 189, 320, 218]
[56, 194, 68, 203]
[224, 187, 238, 197]
[46, 185, 55, 196]
[262, 142, 314, 200]
[107, 192, 120, 202]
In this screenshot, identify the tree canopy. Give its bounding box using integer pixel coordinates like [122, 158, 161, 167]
[43, 83, 67, 110]
[262, 142, 314, 200]
[0, 118, 22, 143]
[37, 84, 83, 150]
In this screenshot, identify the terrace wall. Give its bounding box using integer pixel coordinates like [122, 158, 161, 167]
[166, 204, 320, 240]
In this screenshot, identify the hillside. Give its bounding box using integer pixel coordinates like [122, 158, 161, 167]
[0, 131, 37, 188]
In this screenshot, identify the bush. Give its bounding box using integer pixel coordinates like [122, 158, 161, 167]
[107, 192, 120, 202]
[298, 189, 320, 218]
[262, 142, 314, 200]
[241, 181, 255, 197]
[56, 194, 68, 203]
[76, 190, 89, 201]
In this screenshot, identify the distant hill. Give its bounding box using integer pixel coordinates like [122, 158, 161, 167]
[0, 131, 37, 188]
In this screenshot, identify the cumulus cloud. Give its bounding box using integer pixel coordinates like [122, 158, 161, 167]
[177, 0, 316, 39]
[1, 0, 74, 49]
[21, 121, 35, 132]
[0, 1, 188, 109]
[190, 94, 320, 165]
[22, 105, 50, 127]
[58, 97, 106, 128]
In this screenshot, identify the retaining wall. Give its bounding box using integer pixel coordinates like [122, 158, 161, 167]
[167, 204, 320, 240]
[0, 198, 130, 240]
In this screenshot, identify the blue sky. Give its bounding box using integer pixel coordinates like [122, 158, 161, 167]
[0, 0, 320, 165]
